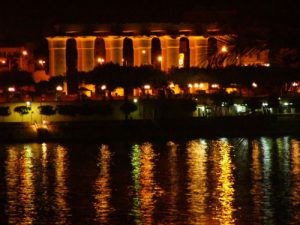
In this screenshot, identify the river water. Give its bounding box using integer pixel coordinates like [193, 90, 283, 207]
[0, 136, 299, 225]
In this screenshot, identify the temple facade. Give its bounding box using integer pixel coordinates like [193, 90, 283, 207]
[47, 23, 238, 76]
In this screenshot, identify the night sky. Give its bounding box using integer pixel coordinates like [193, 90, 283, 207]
[0, 0, 299, 45]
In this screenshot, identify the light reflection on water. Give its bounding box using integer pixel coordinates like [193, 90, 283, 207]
[0, 136, 300, 224]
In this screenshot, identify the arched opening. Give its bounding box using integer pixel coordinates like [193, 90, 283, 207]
[179, 37, 190, 68]
[94, 38, 106, 65]
[66, 39, 77, 73]
[207, 37, 218, 58]
[66, 38, 78, 94]
[151, 37, 162, 69]
[123, 38, 133, 66]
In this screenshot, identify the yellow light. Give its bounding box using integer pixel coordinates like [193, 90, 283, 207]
[194, 83, 199, 88]
[56, 85, 63, 91]
[169, 83, 175, 88]
[133, 98, 138, 103]
[144, 85, 151, 90]
[199, 83, 204, 88]
[221, 45, 228, 53]
[97, 57, 104, 64]
[188, 83, 193, 88]
[211, 84, 219, 88]
[101, 85, 107, 90]
[22, 50, 28, 56]
[142, 50, 146, 55]
[252, 82, 258, 88]
[157, 56, 162, 62]
[178, 53, 184, 68]
[38, 59, 45, 66]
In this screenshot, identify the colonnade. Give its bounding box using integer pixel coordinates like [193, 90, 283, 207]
[47, 35, 211, 76]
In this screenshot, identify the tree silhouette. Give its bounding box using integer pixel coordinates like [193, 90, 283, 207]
[14, 106, 30, 121]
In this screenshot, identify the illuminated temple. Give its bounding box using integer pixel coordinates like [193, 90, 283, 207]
[47, 23, 269, 76]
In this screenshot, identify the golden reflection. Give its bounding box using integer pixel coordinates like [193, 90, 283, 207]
[94, 144, 113, 224]
[290, 139, 300, 223]
[5, 146, 36, 225]
[54, 145, 70, 224]
[131, 142, 159, 225]
[165, 141, 179, 224]
[211, 139, 235, 225]
[186, 139, 208, 225]
[250, 140, 263, 225]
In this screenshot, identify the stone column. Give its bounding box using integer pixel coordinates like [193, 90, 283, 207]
[160, 36, 180, 71]
[133, 36, 152, 66]
[189, 36, 208, 68]
[75, 36, 96, 72]
[47, 37, 68, 76]
[103, 36, 124, 65]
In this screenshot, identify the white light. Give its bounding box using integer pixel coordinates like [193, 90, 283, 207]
[169, 83, 175, 88]
[283, 102, 289, 106]
[1, 60, 6, 64]
[199, 83, 204, 88]
[133, 98, 138, 103]
[262, 102, 268, 107]
[144, 85, 151, 90]
[38, 59, 45, 66]
[8, 87, 15, 92]
[56, 85, 63, 91]
[142, 50, 146, 54]
[22, 50, 28, 56]
[26, 101, 31, 107]
[211, 84, 219, 88]
[252, 82, 258, 88]
[97, 57, 104, 64]
[292, 82, 298, 87]
[101, 85, 106, 90]
[188, 83, 193, 88]
[157, 56, 162, 62]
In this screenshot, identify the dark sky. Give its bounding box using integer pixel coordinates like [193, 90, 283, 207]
[0, 0, 299, 45]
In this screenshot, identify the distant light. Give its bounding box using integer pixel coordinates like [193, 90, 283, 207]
[133, 98, 138, 103]
[188, 83, 193, 88]
[142, 50, 146, 55]
[283, 102, 289, 106]
[252, 82, 258, 88]
[38, 59, 45, 66]
[292, 82, 298, 87]
[8, 87, 15, 92]
[101, 85, 106, 90]
[144, 84, 151, 90]
[56, 85, 63, 91]
[199, 83, 204, 88]
[1, 60, 6, 64]
[157, 56, 162, 62]
[26, 101, 31, 107]
[221, 45, 228, 53]
[178, 53, 184, 68]
[169, 83, 175, 88]
[263, 63, 270, 67]
[97, 57, 104, 64]
[262, 102, 268, 107]
[22, 50, 28, 56]
[194, 83, 199, 88]
[211, 84, 219, 88]
[122, 58, 125, 62]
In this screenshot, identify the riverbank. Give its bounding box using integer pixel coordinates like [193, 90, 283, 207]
[1, 114, 300, 142]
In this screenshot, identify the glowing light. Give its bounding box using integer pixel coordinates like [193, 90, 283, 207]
[97, 57, 105, 64]
[26, 101, 31, 107]
[157, 56, 162, 62]
[252, 82, 258, 88]
[199, 83, 204, 88]
[188, 83, 193, 88]
[169, 83, 175, 88]
[221, 45, 228, 53]
[178, 53, 184, 68]
[194, 83, 199, 88]
[211, 84, 219, 88]
[144, 85, 151, 90]
[22, 50, 28, 56]
[38, 59, 46, 66]
[1, 60, 6, 64]
[133, 98, 138, 103]
[56, 85, 63, 91]
[262, 102, 268, 107]
[292, 82, 298, 87]
[8, 87, 15, 92]
[101, 85, 107, 90]
[142, 50, 146, 55]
